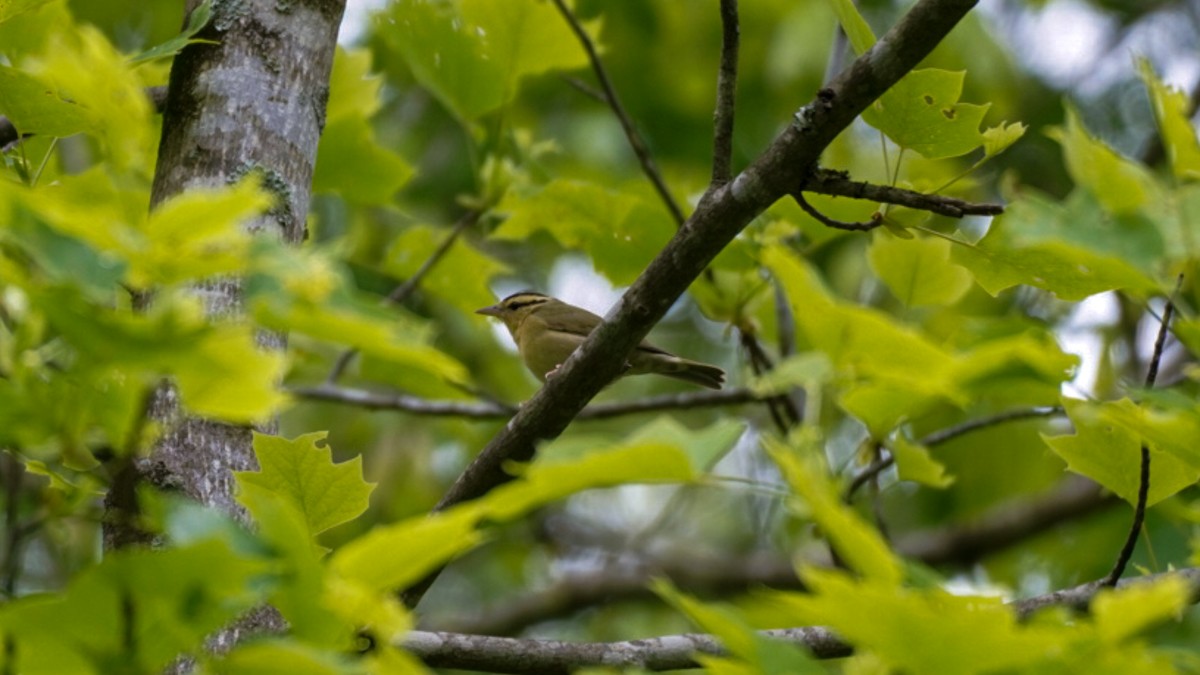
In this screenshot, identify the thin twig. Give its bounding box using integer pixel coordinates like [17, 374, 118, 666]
[290, 383, 760, 420]
[794, 191, 884, 231]
[326, 210, 481, 383]
[1103, 280, 1180, 587]
[550, 0, 686, 226]
[800, 168, 1005, 218]
[710, 0, 740, 185]
[844, 406, 1065, 501]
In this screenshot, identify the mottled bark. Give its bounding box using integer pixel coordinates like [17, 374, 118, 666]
[101, 0, 346, 659]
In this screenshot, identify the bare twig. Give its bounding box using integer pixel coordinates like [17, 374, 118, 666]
[290, 383, 760, 420]
[326, 210, 482, 383]
[710, 0, 740, 185]
[845, 406, 1065, 501]
[406, 561, 1199, 673]
[799, 169, 1004, 219]
[551, 0, 686, 226]
[794, 191, 884, 231]
[1103, 281, 1180, 587]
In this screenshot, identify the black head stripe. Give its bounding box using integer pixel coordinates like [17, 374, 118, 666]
[501, 291, 550, 311]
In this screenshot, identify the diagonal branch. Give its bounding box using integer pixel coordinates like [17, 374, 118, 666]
[404, 0, 985, 608]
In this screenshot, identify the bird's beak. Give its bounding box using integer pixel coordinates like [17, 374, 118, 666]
[475, 304, 502, 317]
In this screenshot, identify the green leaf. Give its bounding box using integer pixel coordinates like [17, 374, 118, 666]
[1043, 398, 1200, 506]
[770, 568, 1067, 674]
[383, 0, 507, 121]
[0, 540, 263, 674]
[485, 440, 697, 520]
[655, 581, 823, 673]
[459, 0, 592, 101]
[766, 436, 903, 584]
[330, 506, 485, 594]
[0, 0, 55, 25]
[890, 436, 954, 488]
[384, 224, 510, 313]
[237, 432, 376, 537]
[862, 69, 989, 159]
[982, 121, 1027, 159]
[0, 64, 94, 137]
[1047, 104, 1158, 215]
[1138, 59, 1200, 182]
[868, 232, 972, 307]
[948, 228, 1159, 300]
[825, 0, 875, 55]
[127, 0, 215, 65]
[313, 48, 414, 205]
[216, 641, 362, 675]
[1093, 574, 1189, 643]
[494, 179, 674, 284]
[246, 244, 469, 389]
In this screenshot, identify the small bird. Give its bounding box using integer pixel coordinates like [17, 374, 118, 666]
[476, 291, 725, 390]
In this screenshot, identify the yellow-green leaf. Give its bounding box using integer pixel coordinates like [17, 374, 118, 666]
[1138, 59, 1200, 182]
[868, 232, 972, 307]
[890, 436, 954, 488]
[1047, 105, 1158, 215]
[237, 432, 376, 537]
[862, 69, 989, 160]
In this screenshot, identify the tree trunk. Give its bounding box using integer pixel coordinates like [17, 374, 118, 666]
[102, 0, 346, 654]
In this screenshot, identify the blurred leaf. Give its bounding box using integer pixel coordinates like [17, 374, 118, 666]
[768, 568, 1067, 673]
[1138, 59, 1200, 182]
[862, 69, 989, 160]
[314, 48, 414, 205]
[1047, 104, 1158, 216]
[215, 641, 361, 675]
[1043, 398, 1200, 506]
[459, 0, 592, 100]
[127, 0, 214, 65]
[868, 233, 972, 306]
[494, 179, 674, 284]
[0, 64, 94, 137]
[0, 540, 263, 674]
[826, 0, 876, 55]
[948, 227, 1159, 300]
[1093, 574, 1189, 643]
[385, 223, 509, 312]
[656, 580, 823, 673]
[767, 436, 903, 584]
[890, 436, 954, 488]
[982, 120, 1027, 159]
[0, 0, 54, 25]
[237, 432, 376, 537]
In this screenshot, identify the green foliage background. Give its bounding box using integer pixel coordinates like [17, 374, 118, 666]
[1, 0, 1200, 672]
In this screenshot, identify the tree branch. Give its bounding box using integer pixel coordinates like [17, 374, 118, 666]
[405, 0, 984, 608]
[799, 168, 1004, 219]
[289, 384, 761, 421]
[404, 565, 1200, 673]
[710, 0, 739, 185]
